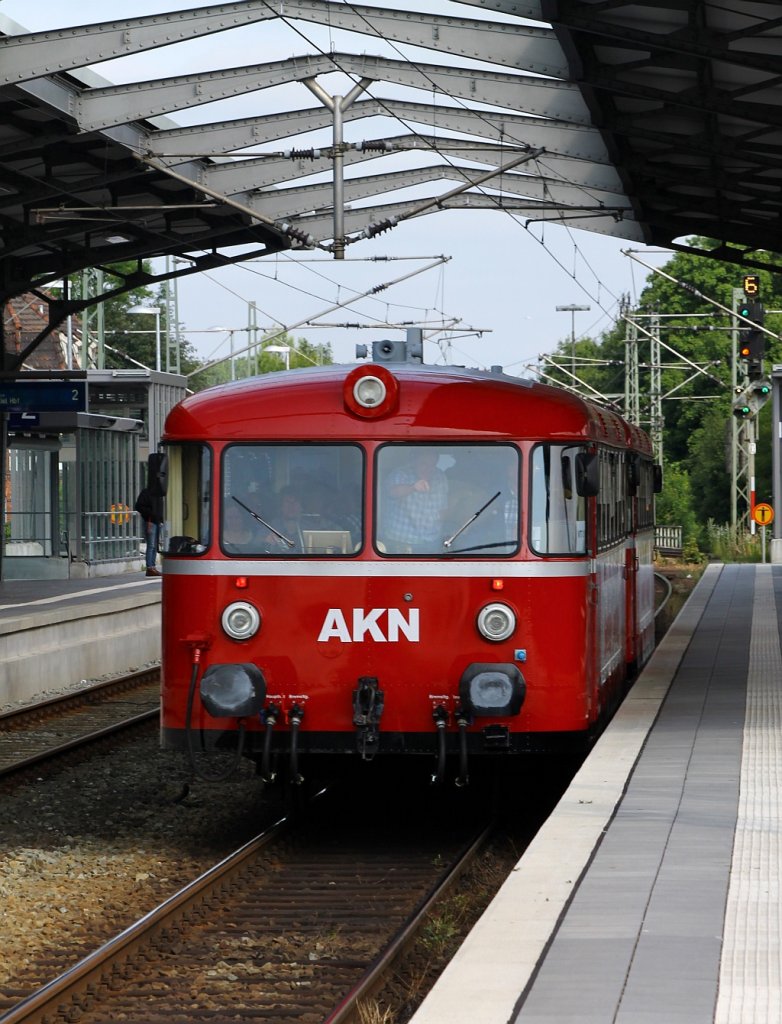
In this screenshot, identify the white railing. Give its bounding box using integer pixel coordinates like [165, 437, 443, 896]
[654, 524, 683, 556]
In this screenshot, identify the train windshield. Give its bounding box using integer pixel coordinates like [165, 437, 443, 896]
[375, 443, 520, 556]
[221, 443, 364, 556]
[529, 444, 587, 555]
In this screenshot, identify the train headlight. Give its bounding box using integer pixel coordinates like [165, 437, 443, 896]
[477, 602, 516, 642]
[460, 663, 525, 717]
[354, 374, 386, 408]
[343, 364, 399, 419]
[221, 601, 261, 640]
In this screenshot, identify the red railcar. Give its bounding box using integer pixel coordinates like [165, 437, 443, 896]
[159, 356, 659, 784]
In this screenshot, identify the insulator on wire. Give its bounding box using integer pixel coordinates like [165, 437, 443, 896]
[360, 217, 399, 239]
[279, 222, 315, 247]
[284, 148, 321, 160]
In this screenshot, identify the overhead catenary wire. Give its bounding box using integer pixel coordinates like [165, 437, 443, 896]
[249, 0, 628, 320]
[187, 255, 451, 377]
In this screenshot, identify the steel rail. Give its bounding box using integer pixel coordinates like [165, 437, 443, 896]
[0, 666, 159, 727]
[324, 821, 493, 1024]
[0, 710, 159, 779]
[0, 813, 290, 1024]
[0, 667, 161, 779]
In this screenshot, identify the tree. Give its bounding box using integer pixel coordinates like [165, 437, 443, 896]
[187, 332, 333, 392]
[53, 263, 156, 369]
[547, 241, 782, 531]
[654, 461, 700, 550]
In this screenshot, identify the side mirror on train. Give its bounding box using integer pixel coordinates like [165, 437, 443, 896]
[627, 454, 640, 495]
[148, 452, 168, 496]
[575, 452, 599, 497]
[653, 464, 663, 493]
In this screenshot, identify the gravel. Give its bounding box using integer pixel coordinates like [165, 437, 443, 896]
[0, 728, 280, 995]
[0, 662, 161, 714]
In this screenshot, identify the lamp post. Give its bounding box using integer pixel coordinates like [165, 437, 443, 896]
[266, 344, 291, 370]
[128, 305, 161, 372]
[556, 304, 590, 380]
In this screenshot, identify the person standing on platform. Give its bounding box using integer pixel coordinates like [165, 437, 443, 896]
[135, 486, 163, 576]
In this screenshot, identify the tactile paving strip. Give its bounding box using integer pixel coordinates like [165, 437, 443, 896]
[715, 566, 782, 1024]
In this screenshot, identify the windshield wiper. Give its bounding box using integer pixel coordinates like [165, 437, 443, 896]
[443, 490, 501, 548]
[231, 495, 295, 548]
[443, 540, 516, 555]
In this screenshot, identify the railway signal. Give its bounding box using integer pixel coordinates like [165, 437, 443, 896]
[742, 274, 760, 297]
[737, 285, 765, 379]
[732, 379, 771, 419]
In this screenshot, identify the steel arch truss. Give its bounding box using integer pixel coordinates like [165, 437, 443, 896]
[0, 0, 780, 323]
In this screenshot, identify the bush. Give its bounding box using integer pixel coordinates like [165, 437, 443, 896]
[704, 520, 761, 562]
[656, 462, 701, 554]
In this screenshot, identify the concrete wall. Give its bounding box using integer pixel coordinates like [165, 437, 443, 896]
[0, 590, 161, 704]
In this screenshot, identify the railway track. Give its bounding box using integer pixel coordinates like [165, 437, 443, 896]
[0, 795, 490, 1024]
[0, 668, 160, 779]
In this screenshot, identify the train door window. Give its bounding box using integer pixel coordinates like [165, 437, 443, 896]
[375, 443, 519, 556]
[163, 443, 211, 555]
[529, 444, 587, 555]
[221, 443, 364, 556]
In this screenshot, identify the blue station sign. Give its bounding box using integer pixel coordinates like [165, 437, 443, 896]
[0, 380, 88, 413]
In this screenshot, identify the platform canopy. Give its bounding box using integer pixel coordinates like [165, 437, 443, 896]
[0, 0, 779, 325]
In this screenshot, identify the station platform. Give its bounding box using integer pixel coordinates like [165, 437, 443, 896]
[411, 562, 781, 1024]
[0, 572, 161, 705]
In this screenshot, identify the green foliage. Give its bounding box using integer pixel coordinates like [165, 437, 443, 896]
[547, 239, 782, 537]
[187, 332, 333, 392]
[704, 521, 761, 562]
[655, 462, 701, 550]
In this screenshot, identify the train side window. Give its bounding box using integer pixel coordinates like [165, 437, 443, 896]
[636, 460, 655, 529]
[595, 448, 629, 549]
[375, 443, 520, 557]
[529, 444, 587, 555]
[163, 443, 211, 555]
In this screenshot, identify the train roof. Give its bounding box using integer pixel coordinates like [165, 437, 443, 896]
[166, 363, 652, 454]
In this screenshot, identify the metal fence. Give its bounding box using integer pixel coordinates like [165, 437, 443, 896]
[4, 509, 145, 564]
[81, 510, 144, 563]
[654, 524, 683, 556]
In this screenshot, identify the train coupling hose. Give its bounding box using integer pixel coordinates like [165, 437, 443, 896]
[288, 704, 305, 786]
[260, 704, 280, 783]
[430, 705, 449, 786]
[455, 706, 472, 788]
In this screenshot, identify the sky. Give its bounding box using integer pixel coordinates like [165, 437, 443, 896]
[0, 0, 674, 375]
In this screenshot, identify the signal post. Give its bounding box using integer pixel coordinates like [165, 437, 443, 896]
[772, 368, 782, 564]
[731, 275, 772, 535]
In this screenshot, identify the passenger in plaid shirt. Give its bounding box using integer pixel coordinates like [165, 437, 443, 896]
[385, 449, 448, 553]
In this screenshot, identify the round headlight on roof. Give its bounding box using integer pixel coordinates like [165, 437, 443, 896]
[354, 374, 387, 409]
[476, 602, 516, 642]
[221, 601, 261, 641]
[343, 364, 399, 419]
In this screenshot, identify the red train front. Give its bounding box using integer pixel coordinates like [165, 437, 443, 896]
[159, 355, 658, 784]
